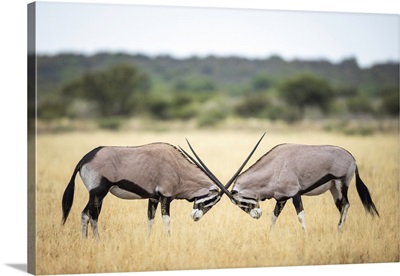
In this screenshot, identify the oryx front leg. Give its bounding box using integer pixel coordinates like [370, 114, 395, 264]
[271, 200, 287, 231]
[292, 194, 306, 232]
[147, 198, 159, 236]
[160, 196, 171, 235]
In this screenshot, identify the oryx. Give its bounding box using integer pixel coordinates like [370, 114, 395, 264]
[186, 142, 379, 231]
[62, 140, 262, 239]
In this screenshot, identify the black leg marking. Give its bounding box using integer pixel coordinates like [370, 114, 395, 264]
[271, 200, 287, 230]
[338, 184, 350, 231]
[342, 185, 349, 206]
[147, 198, 159, 235]
[81, 180, 111, 239]
[160, 196, 171, 216]
[160, 196, 172, 235]
[292, 193, 306, 231]
[148, 198, 159, 221]
[335, 198, 342, 212]
[274, 200, 287, 217]
[292, 194, 304, 214]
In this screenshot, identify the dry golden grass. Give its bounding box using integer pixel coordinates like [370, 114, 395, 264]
[35, 129, 399, 275]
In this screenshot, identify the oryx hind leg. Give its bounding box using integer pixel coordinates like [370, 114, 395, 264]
[81, 212, 90, 239]
[292, 193, 306, 232]
[271, 200, 287, 231]
[330, 179, 350, 231]
[81, 194, 104, 239]
[160, 195, 171, 235]
[147, 198, 159, 236]
[81, 186, 109, 239]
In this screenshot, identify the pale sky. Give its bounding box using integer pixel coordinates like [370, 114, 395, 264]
[35, 1, 399, 67]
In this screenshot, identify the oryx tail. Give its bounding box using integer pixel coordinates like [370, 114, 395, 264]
[355, 166, 380, 217]
[62, 147, 103, 224]
[62, 168, 76, 225]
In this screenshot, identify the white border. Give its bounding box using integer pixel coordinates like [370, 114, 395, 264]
[0, 1, 398, 275]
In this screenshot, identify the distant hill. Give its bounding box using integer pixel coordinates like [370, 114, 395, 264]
[37, 52, 398, 96]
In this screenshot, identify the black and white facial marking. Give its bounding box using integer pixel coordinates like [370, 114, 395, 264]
[231, 190, 262, 219]
[181, 133, 266, 221]
[191, 189, 221, 221]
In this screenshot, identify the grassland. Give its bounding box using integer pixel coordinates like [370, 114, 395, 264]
[34, 128, 399, 275]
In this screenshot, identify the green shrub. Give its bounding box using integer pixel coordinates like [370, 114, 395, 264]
[197, 100, 228, 127]
[97, 117, 125, 130]
[234, 94, 270, 118]
[168, 93, 199, 120]
[347, 95, 375, 115]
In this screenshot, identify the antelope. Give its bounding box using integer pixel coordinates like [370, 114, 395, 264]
[186, 142, 379, 231]
[61, 139, 263, 239]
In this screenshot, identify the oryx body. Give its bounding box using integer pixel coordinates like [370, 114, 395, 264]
[230, 143, 379, 231]
[62, 143, 223, 239]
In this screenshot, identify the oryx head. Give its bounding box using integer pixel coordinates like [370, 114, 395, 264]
[191, 187, 220, 221]
[231, 188, 262, 219]
[180, 133, 265, 221]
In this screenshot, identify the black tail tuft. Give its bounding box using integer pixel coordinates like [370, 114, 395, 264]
[62, 147, 103, 225]
[62, 169, 78, 225]
[355, 166, 380, 217]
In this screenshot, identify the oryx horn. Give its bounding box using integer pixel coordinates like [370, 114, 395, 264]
[223, 132, 266, 192]
[178, 145, 234, 200]
[182, 132, 266, 198]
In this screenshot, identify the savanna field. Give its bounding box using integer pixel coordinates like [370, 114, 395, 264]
[34, 125, 399, 275]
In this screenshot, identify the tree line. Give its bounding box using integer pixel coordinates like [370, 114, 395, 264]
[36, 53, 399, 128]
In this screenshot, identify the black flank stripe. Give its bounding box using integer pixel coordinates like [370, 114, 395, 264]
[109, 178, 155, 198]
[300, 174, 343, 195]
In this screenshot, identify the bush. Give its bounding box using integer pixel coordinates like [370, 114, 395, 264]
[143, 94, 172, 120]
[251, 74, 273, 91]
[197, 100, 228, 127]
[234, 94, 271, 118]
[266, 105, 302, 123]
[279, 73, 335, 117]
[97, 117, 125, 130]
[347, 95, 375, 115]
[59, 63, 150, 118]
[168, 93, 199, 120]
[379, 86, 399, 117]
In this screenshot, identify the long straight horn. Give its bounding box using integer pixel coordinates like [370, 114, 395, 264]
[179, 145, 234, 200]
[183, 132, 265, 198]
[223, 132, 266, 192]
